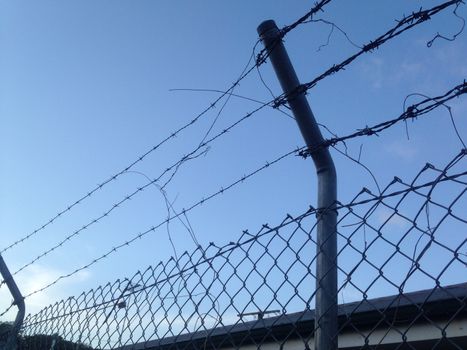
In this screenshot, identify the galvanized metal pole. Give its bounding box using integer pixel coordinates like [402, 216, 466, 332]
[0, 254, 25, 350]
[257, 20, 337, 350]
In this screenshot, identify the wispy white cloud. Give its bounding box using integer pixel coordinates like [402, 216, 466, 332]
[384, 140, 419, 161]
[358, 56, 427, 90]
[375, 206, 410, 229]
[0, 264, 91, 321]
[432, 43, 467, 76]
[359, 57, 384, 89]
[392, 61, 424, 84]
[358, 39, 466, 92]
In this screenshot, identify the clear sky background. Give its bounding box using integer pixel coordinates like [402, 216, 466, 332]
[0, 0, 466, 320]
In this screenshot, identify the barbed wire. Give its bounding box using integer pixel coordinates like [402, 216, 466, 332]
[18, 0, 459, 302]
[252, 0, 334, 98]
[18, 148, 466, 338]
[0, 45, 261, 258]
[299, 81, 467, 158]
[3, 103, 271, 284]
[0, 1, 342, 291]
[3, 81, 464, 304]
[0, 302, 15, 319]
[280, 0, 332, 36]
[168, 0, 466, 196]
[10, 79, 465, 305]
[271, 0, 464, 109]
[403, 92, 466, 148]
[3, 77, 464, 320]
[1, 0, 464, 318]
[6, 79, 458, 292]
[9, 2, 465, 347]
[0, 0, 336, 262]
[17, 146, 301, 300]
[19, 206, 317, 328]
[2, 0, 460, 268]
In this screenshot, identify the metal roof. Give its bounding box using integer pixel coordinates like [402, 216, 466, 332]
[118, 283, 467, 350]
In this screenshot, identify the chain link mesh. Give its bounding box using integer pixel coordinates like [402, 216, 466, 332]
[13, 150, 466, 350]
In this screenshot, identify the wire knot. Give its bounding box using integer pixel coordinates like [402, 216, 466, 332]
[363, 40, 379, 52]
[358, 126, 376, 136]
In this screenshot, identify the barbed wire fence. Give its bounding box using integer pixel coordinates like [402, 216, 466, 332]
[2, 0, 463, 291]
[0, 0, 336, 296]
[0, 0, 466, 349]
[2, 77, 462, 309]
[15, 148, 467, 349]
[0, 0, 337, 262]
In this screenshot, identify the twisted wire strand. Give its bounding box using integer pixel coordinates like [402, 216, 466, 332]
[19, 146, 302, 300]
[271, 0, 464, 109]
[1, 0, 463, 319]
[14, 79, 466, 301]
[18, 150, 466, 328]
[9, 78, 464, 289]
[0, 0, 335, 258]
[2, 102, 273, 286]
[0, 44, 259, 257]
[300, 82, 467, 158]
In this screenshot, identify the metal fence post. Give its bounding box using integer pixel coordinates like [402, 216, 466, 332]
[257, 20, 338, 350]
[0, 254, 25, 350]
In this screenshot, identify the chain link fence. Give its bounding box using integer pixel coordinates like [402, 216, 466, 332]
[12, 149, 466, 350]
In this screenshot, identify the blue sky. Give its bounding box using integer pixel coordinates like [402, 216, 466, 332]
[0, 0, 466, 318]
